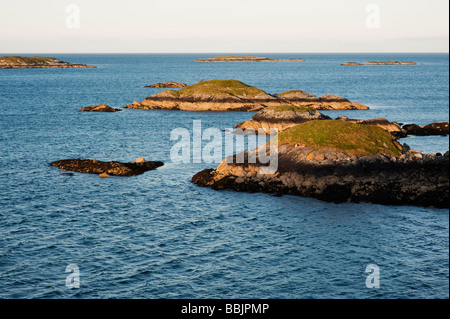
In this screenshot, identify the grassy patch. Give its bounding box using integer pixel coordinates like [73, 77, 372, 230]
[278, 90, 312, 96]
[0, 56, 58, 64]
[272, 105, 316, 112]
[278, 120, 401, 156]
[166, 79, 266, 97]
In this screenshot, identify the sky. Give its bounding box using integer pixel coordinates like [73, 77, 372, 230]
[0, 0, 448, 53]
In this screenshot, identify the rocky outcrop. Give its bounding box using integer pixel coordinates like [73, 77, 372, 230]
[283, 58, 305, 62]
[277, 91, 370, 110]
[193, 146, 449, 208]
[192, 121, 449, 208]
[342, 61, 416, 66]
[0, 56, 96, 69]
[145, 82, 187, 88]
[336, 116, 405, 138]
[50, 158, 163, 177]
[79, 104, 121, 112]
[402, 122, 449, 136]
[235, 106, 331, 133]
[124, 80, 287, 112]
[124, 80, 370, 112]
[195, 56, 281, 62]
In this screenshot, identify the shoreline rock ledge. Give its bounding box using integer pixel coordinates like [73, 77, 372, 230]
[192, 120, 449, 208]
[50, 158, 163, 177]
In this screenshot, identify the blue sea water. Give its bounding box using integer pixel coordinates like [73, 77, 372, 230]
[0, 53, 448, 299]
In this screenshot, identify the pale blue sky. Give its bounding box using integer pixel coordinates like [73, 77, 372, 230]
[0, 0, 448, 53]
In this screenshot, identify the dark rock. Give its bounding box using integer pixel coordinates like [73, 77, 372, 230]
[50, 159, 163, 176]
[80, 104, 121, 112]
[403, 122, 449, 136]
[193, 145, 450, 208]
[145, 82, 187, 88]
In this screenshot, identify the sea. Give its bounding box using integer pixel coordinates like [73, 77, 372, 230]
[0, 53, 448, 299]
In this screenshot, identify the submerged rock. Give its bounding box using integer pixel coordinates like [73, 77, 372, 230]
[193, 120, 449, 208]
[79, 104, 121, 112]
[50, 159, 163, 177]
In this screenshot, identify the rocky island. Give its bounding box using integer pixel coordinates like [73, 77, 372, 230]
[235, 105, 331, 134]
[50, 158, 163, 177]
[195, 56, 282, 62]
[80, 104, 121, 112]
[145, 82, 187, 88]
[277, 90, 369, 110]
[125, 80, 288, 112]
[0, 56, 96, 69]
[193, 120, 449, 208]
[124, 80, 370, 112]
[342, 61, 417, 66]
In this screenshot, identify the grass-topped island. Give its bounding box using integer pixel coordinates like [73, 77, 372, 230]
[195, 56, 305, 62]
[193, 120, 449, 208]
[0, 56, 96, 69]
[124, 79, 369, 112]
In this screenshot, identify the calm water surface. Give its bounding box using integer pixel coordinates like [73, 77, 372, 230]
[0, 53, 448, 298]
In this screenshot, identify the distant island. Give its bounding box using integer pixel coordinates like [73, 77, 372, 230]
[0, 56, 96, 69]
[342, 61, 417, 66]
[145, 82, 187, 88]
[124, 79, 369, 112]
[195, 56, 304, 63]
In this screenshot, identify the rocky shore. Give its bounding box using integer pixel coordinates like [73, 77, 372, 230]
[124, 80, 370, 112]
[145, 82, 187, 88]
[402, 122, 449, 136]
[277, 90, 369, 110]
[192, 120, 449, 208]
[79, 104, 121, 112]
[235, 105, 331, 133]
[50, 158, 163, 177]
[342, 61, 417, 66]
[0, 56, 96, 69]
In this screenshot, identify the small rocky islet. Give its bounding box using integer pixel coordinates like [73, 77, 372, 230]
[124, 80, 370, 112]
[145, 82, 188, 88]
[0, 56, 96, 69]
[193, 120, 449, 208]
[79, 104, 121, 112]
[195, 56, 305, 63]
[50, 158, 163, 178]
[342, 61, 417, 66]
